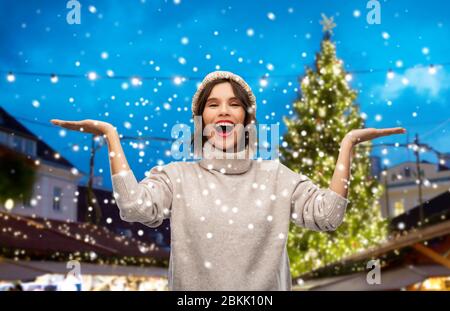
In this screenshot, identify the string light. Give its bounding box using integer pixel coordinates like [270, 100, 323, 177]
[387, 69, 395, 80]
[130, 76, 142, 86]
[6, 72, 15, 82]
[50, 73, 59, 83]
[173, 76, 183, 85]
[428, 64, 437, 75]
[259, 77, 268, 87]
[2, 61, 448, 84]
[87, 71, 98, 81]
[4, 199, 14, 211]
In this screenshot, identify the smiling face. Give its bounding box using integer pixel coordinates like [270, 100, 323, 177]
[201, 82, 246, 152]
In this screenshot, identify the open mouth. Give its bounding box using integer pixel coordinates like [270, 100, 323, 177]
[214, 122, 235, 138]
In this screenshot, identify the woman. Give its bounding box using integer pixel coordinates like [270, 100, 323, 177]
[51, 71, 405, 291]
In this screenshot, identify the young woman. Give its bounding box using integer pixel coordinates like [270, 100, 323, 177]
[51, 71, 405, 291]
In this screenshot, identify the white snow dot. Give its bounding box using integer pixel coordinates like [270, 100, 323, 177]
[206, 232, 213, 239]
[248, 224, 254, 230]
[181, 37, 189, 45]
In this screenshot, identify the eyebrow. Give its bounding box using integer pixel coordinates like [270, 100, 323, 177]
[206, 97, 240, 103]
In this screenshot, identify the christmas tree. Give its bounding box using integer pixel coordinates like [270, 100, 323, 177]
[281, 16, 388, 277]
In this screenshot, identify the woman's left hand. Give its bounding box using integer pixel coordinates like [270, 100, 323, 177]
[343, 127, 407, 146]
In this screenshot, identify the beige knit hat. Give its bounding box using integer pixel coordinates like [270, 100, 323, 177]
[191, 71, 257, 158]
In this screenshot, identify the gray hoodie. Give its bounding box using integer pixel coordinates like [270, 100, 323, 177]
[111, 140, 349, 291]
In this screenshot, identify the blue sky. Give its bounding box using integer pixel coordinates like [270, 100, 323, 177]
[1, 0, 449, 189]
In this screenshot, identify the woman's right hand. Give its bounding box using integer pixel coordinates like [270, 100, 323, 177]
[50, 119, 114, 136]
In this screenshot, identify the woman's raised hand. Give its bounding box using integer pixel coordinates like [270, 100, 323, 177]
[343, 127, 407, 146]
[50, 119, 114, 136]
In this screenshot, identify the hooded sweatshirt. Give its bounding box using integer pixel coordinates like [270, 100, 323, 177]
[111, 140, 349, 291]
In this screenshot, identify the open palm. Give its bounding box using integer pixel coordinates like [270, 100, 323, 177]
[50, 119, 113, 136]
[345, 127, 406, 146]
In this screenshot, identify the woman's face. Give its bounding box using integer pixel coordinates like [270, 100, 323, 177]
[202, 82, 246, 151]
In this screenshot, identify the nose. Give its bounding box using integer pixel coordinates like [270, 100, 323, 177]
[218, 103, 230, 116]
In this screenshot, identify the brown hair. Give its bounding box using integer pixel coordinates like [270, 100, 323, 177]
[191, 78, 257, 149]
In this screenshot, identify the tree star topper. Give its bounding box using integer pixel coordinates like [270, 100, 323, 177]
[320, 13, 337, 35]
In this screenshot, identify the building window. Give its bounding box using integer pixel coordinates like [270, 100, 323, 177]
[1, 133, 36, 156]
[24, 139, 36, 156]
[23, 197, 33, 209]
[394, 200, 404, 217]
[0, 131, 8, 145]
[12, 136, 22, 153]
[53, 187, 62, 212]
[404, 167, 411, 178]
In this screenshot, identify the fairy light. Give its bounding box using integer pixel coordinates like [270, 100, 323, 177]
[6, 72, 15, 82]
[130, 77, 142, 86]
[50, 74, 59, 83]
[387, 69, 395, 80]
[428, 64, 437, 75]
[4, 199, 14, 211]
[87, 71, 98, 81]
[173, 76, 183, 85]
[259, 78, 268, 87]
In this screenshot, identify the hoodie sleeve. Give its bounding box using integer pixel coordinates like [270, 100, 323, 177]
[111, 165, 173, 228]
[288, 170, 349, 232]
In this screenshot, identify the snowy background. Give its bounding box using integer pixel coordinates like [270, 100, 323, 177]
[1, 0, 449, 189]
